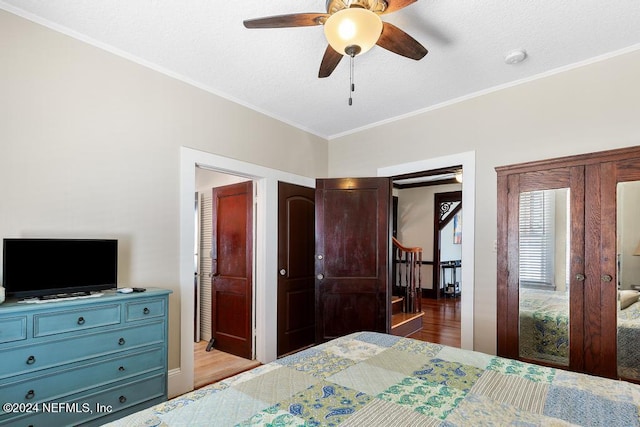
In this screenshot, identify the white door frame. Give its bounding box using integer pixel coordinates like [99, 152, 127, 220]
[378, 150, 475, 350]
[174, 147, 314, 397]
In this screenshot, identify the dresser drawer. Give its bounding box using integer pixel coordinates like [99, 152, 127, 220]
[0, 316, 27, 344]
[34, 304, 121, 337]
[126, 298, 166, 322]
[6, 373, 166, 427]
[0, 321, 165, 380]
[1, 346, 164, 409]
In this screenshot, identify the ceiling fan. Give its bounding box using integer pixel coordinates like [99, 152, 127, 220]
[243, 0, 428, 78]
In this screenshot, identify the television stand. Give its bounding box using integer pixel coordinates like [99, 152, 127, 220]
[0, 287, 171, 426]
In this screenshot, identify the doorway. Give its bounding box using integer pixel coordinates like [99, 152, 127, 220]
[379, 151, 475, 350]
[193, 168, 255, 386]
[177, 147, 315, 397]
[391, 172, 463, 344]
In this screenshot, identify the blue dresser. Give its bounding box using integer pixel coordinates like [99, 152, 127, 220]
[0, 288, 171, 426]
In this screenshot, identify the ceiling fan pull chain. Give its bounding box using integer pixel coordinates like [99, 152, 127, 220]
[348, 54, 355, 106]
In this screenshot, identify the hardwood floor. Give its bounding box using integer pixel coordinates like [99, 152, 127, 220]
[194, 341, 261, 389]
[194, 296, 460, 390]
[409, 296, 461, 347]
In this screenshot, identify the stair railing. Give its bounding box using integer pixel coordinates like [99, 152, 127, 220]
[392, 237, 422, 314]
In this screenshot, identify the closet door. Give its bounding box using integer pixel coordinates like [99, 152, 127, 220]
[601, 157, 640, 382]
[497, 166, 586, 372]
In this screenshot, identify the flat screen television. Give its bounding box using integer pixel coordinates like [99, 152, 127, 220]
[2, 238, 118, 298]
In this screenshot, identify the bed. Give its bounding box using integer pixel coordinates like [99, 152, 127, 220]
[106, 331, 640, 426]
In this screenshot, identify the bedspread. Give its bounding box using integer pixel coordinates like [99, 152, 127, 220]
[107, 331, 640, 426]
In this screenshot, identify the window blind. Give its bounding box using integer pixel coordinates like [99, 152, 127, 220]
[519, 190, 555, 289]
[199, 192, 213, 341]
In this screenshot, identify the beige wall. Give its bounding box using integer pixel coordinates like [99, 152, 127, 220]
[0, 10, 328, 370]
[329, 48, 640, 354]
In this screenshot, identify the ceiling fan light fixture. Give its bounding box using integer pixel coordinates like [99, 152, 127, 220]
[323, 8, 383, 56]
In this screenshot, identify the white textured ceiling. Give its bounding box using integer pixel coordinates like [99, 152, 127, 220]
[2, 0, 639, 139]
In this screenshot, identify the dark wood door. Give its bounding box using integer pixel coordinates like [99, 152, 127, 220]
[315, 177, 392, 342]
[598, 156, 640, 380]
[211, 181, 253, 359]
[277, 182, 316, 356]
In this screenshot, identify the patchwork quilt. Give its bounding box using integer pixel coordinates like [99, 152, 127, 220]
[107, 332, 640, 426]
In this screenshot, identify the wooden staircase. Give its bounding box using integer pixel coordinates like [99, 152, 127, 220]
[390, 238, 424, 337]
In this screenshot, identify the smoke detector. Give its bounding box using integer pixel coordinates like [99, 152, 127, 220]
[504, 49, 527, 65]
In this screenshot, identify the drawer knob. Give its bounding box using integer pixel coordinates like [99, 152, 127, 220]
[119, 396, 127, 404]
[118, 337, 126, 346]
[118, 366, 126, 372]
[26, 355, 36, 365]
[143, 307, 150, 315]
[77, 316, 85, 325]
[25, 390, 35, 400]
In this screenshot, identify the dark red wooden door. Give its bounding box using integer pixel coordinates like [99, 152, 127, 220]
[315, 177, 392, 342]
[277, 181, 316, 356]
[211, 181, 253, 359]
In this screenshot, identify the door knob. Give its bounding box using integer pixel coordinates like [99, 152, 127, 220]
[317, 274, 324, 280]
[317, 254, 324, 260]
[576, 273, 585, 282]
[601, 274, 612, 282]
[279, 269, 287, 276]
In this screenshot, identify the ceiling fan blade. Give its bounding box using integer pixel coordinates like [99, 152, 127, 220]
[382, 0, 418, 14]
[243, 13, 328, 29]
[319, 45, 343, 78]
[376, 22, 428, 60]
